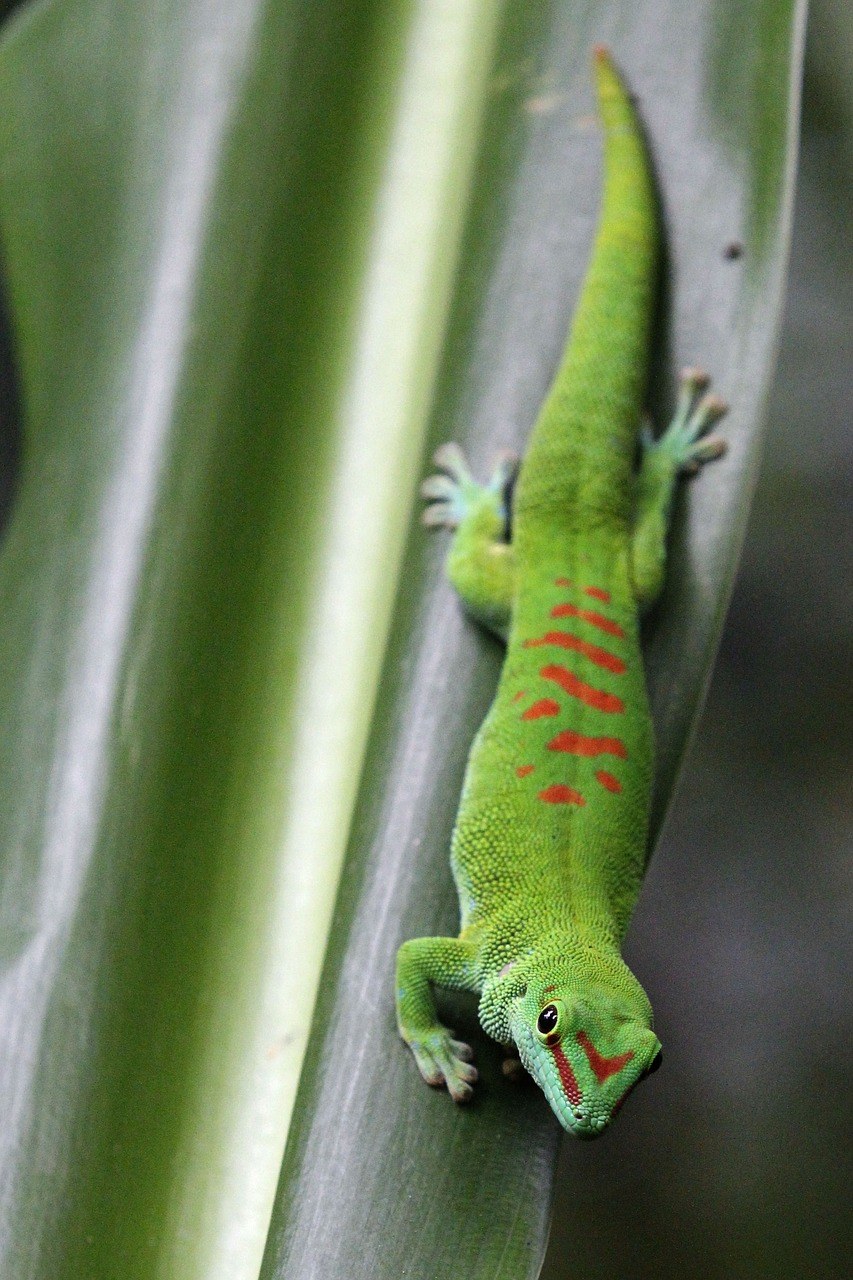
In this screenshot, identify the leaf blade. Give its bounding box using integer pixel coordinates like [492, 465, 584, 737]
[262, 2, 806, 1277]
[0, 0, 494, 1274]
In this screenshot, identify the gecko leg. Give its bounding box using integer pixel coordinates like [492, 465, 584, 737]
[631, 368, 728, 609]
[396, 935, 481, 1102]
[422, 444, 517, 640]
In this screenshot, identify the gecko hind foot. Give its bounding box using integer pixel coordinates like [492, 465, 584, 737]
[643, 367, 728, 475]
[408, 1026, 478, 1103]
[421, 443, 518, 531]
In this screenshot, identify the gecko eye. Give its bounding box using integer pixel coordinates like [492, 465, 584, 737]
[536, 1003, 560, 1038]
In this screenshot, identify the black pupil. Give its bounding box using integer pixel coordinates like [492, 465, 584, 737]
[537, 1004, 559, 1035]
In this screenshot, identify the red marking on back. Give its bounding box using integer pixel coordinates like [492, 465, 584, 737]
[512, 690, 526, 704]
[522, 698, 560, 720]
[541, 665, 624, 713]
[555, 577, 574, 588]
[550, 603, 625, 639]
[595, 769, 622, 793]
[548, 731, 627, 759]
[584, 586, 611, 603]
[550, 1042, 582, 1106]
[538, 784, 586, 805]
[576, 1030, 634, 1083]
[516, 764, 535, 778]
[523, 632, 626, 674]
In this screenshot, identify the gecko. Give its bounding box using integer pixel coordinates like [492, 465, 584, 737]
[395, 47, 727, 1137]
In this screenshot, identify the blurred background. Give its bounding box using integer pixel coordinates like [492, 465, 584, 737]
[543, 1, 852, 1275]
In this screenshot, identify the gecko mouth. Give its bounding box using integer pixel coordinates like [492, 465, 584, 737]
[519, 1020, 656, 1136]
[524, 1033, 610, 1135]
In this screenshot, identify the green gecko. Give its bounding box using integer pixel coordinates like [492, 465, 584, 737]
[395, 47, 728, 1137]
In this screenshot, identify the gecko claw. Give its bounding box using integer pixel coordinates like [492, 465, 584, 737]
[407, 1027, 478, 1102]
[645, 370, 729, 477]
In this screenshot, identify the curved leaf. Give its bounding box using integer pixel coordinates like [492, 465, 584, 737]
[0, 0, 805, 1276]
[261, 2, 806, 1278]
[0, 0, 486, 1275]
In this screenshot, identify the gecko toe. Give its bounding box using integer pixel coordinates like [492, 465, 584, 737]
[421, 501, 458, 529]
[448, 1078, 476, 1104]
[432, 442, 470, 480]
[408, 1027, 479, 1102]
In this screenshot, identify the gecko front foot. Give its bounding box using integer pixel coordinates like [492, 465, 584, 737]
[407, 1027, 478, 1103]
[643, 367, 728, 474]
[421, 443, 518, 530]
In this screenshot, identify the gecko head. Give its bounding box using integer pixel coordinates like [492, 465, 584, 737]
[508, 958, 662, 1137]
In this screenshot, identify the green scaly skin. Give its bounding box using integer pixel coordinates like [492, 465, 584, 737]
[396, 48, 727, 1137]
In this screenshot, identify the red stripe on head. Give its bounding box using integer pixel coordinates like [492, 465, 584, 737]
[584, 586, 611, 603]
[550, 1042, 582, 1106]
[555, 577, 574, 588]
[538, 784, 586, 805]
[512, 690, 526, 703]
[523, 632, 626, 673]
[550, 603, 625, 639]
[540, 665, 624, 713]
[516, 764, 535, 778]
[576, 1030, 634, 1083]
[548, 731, 628, 759]
[522, 698, 560, 720]
[595, 769, 622, 792]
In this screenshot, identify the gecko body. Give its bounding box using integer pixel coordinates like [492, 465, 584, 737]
[396, 49, 727, 1136]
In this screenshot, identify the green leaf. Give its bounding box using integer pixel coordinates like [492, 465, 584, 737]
[261, 2, 806, 1278]
[0, 1, 804, 1279]
[0, 0, 497, 1275]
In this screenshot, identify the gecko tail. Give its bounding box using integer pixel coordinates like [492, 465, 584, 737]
[513, 48, 659, 543]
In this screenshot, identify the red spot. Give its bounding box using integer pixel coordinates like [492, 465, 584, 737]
[523, 632, 626, 674]
[555, 577, 574, 588]
[512, 690, 526, 704]
[576, 1030, 634, 1083]
[584, 586, 611, 603]
[516, 764, 535, 778]
[550, 1042, 582, 1106]
[595, 769, 622, 793]
[538, 784, 586, 805]
[542, 985, 557, 995]
[548, 731, 627, 759]
[522, 698, 560, 720]
[541, 665, 624, 713]
[550, 603, 625, 639]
